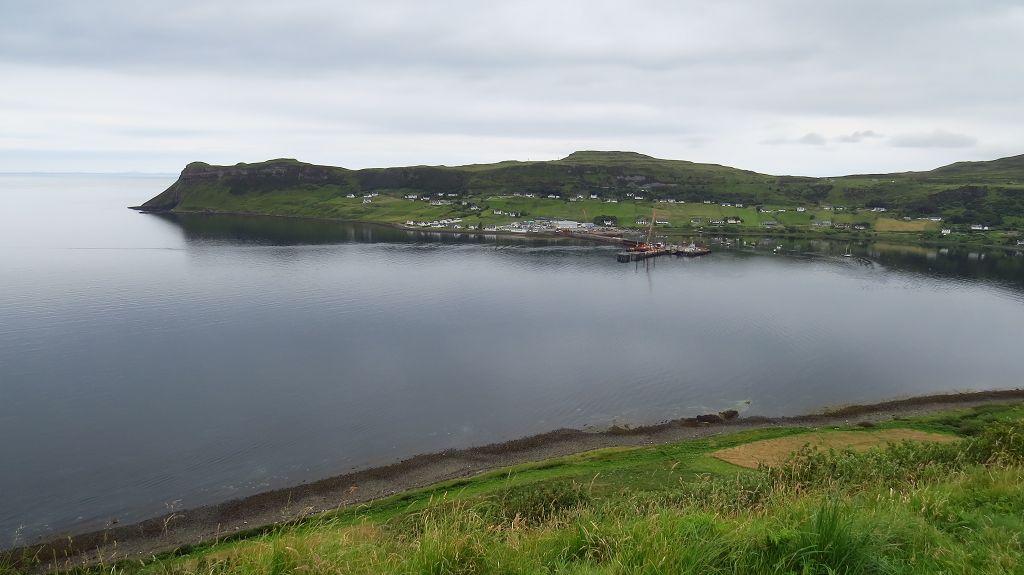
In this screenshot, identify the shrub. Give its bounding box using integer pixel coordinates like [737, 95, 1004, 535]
[494, 481, 592, 525]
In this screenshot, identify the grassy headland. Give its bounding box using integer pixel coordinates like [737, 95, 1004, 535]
[135, 151, 1024, 247]
[8, 397, 1024, 574]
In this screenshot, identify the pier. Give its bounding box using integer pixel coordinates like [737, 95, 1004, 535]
[616, 248, 673, 262]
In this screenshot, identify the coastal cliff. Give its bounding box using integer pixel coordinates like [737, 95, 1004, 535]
[135, 152, 1024, 235]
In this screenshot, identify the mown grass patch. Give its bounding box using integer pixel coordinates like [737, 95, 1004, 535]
[875, 218, 938, 232]
[711, 428, 957, 469]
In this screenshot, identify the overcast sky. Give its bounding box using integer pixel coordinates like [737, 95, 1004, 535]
[1, 0, 1022, 175]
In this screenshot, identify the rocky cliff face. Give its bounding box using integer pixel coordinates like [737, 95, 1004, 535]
[137, 160, 351, 211]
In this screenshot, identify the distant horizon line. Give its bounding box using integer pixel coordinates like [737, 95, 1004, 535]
[0, 171, 176, 176]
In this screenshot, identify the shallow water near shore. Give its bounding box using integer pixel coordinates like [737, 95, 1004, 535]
[2, 173, 1024, 547]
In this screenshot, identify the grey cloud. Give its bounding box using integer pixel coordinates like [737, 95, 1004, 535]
[889, 131, 978, 149]
[0, 0, 1020, 174]
[0, 1, 1021, 121]
[0, 1, 814, 73]
[798, 133, 826, 146]
[836, 130, 883, 143]
[762, 133, 827, 146]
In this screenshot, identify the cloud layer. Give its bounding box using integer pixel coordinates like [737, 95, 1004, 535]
[0, 0, 1021, 175]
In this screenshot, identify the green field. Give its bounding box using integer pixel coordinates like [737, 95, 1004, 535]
[13, 403, 1024, 574]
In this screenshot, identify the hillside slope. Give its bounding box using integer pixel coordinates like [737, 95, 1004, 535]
[137, 151, 1024, 228]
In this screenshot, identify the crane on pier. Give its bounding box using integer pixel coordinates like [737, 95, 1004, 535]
[629, 208, 660, 252]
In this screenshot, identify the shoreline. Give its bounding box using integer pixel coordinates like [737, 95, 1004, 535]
[7, 388, 1024, 571]
[130, 207, 1022, 251]
[129, 207, 573, 242]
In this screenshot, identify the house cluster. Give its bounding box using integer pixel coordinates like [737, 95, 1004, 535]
[404, 218, 465, 229]
[403, 193, 461, 202]
[347, 192, 380, 202]
[492, 209, 523, 217]
[690, 216, 743, 226]
[486, 219, 597, 234]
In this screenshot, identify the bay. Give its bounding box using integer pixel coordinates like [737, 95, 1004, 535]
[2, 174, 1022, 546]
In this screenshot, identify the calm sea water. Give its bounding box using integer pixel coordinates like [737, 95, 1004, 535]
[2, 174, 1023, 546]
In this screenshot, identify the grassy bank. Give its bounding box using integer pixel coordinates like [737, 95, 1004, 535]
[14, 402, 1024, 574]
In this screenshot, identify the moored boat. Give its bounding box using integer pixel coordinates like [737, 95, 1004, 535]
[673, 243, 711, 257]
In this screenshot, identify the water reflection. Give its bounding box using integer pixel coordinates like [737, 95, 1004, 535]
[691, 235, 1024, 291]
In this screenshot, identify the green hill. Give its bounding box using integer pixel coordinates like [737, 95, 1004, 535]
[137, 151, 1024, 233]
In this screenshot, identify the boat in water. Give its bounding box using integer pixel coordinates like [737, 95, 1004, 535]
[673, 243, 711, 257]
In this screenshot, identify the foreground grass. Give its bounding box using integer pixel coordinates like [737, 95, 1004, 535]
[12, 404, 1024, 574]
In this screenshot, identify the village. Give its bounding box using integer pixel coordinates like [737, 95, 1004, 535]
[373, 187, 1023, 249]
